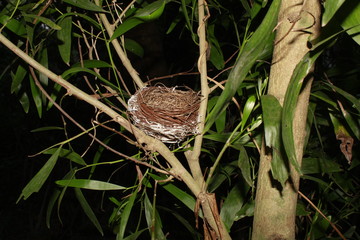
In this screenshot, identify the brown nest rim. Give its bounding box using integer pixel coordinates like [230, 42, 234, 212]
[128, 86, 201, 143]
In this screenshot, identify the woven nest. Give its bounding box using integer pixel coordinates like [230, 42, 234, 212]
[127, 86, 201, 143]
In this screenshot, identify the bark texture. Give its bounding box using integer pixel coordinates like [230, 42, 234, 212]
[252, 0, 321, 239]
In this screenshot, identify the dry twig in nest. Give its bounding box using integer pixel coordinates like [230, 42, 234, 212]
[128, 86, 201, 143]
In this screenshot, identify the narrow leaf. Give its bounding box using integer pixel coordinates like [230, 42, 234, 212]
[46, 188, 61, 228]
[206, 0, 281, 131]
[31, 126, 64, 132]
[220, 183, 249, 231]
[63, 0, 107, 12]
[43, 148, 86, 166]
[322, 0, 345, 26]
[19, 91, 30, 113]
[324, 83, 360, 113]
[0, 15, 27, 36]
[11, 65, 27, 93]
[134, 0, 166, 21]
[149, 174, 197, 214]
[56, 179, 125, 190]
[262, 95, 289, 184]
[74, 188, 104, 235]
[241, 95, 256, 131]
[124, 38, 144, 58]
[57, 15, 72, 65]
[39, 48, 49, 85]
[61, 67, 117, 89]
[110, 18, 144, 41]
[282, 41, 327, 173]
[117, 189, 138, 239]
[237, 146, 253, 187]
[123, 228, 148, 240]
[29, 75, 43, 118]
[338, 1, 360, 45]
[23, 14, 62, 30]
[17, 146, 61, 202]
[261, 95, 282, 148]
[144, 193, 165, 240]
[71, 60, 112, 68]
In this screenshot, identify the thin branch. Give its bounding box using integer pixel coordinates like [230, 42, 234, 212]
[185, 0, 209, 186]
[94, 0, 145, 89]
[298, 191, 346, 240]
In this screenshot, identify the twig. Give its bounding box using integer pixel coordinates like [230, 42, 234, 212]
[94, 0, 145, 89]
[186, 0, 209, 186]
[298, 190, 346, 240]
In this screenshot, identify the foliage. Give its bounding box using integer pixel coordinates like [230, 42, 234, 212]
[0, 0, 360, 239]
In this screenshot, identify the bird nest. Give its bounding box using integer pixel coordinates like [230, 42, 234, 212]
[127, 86, 201, 143]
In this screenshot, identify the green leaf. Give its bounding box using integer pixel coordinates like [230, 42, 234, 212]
[63, 0, 107, 12]
[205, 0, 281, 131]
[208, 161, 238, 192]
[322, 0, 345, 26]
[324, 83, 360, 113]
[338, 1, 360, 45]
[110, 18, 144, 41]
[29, 75, 43, 118]
[261, 95, 282, 148]
[117, 189, 138, 239]
[149, 174, 197, 214]
[157, 206, 201, 239]
[31, 126, 64, 132]
[61, 67, 117, 89]
[215, 110, 226, 133]
[282, 40, 328, 174]
[71, 60, 112, 69]
[237, 146, 253, 187]
[11, 65, 27, 93]
[57, 14, 72, 65]
[19, 91, 30, 113]
[17, 146, 61, 202]
[220, 183, 249, 231]
[234, 200, 255, 221]
[296, 202, 311, 216]
[74, 188, 104, 236]
[56, 179, 125, 190]
[144, 193, 165, 240]
[134, 0, 166, 21]
[47, 83, 62, 110]
[0, 15, 27, 36]
[23, 14, 62, 30]
[46, 188, 61, 228]
[208, 24, 224, 70]
[204, 132, 253, 149]
[301, 157, 342, 174]
[241, 95, 256, 131]
[123, 228, 148, 240]
[43, 148, 86, 166]
[124, 38, 144, 58]
[262, 95, 288, 185]
[39, 48, 49, 85]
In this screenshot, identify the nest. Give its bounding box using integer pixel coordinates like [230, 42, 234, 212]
[127, 86, 201, 143]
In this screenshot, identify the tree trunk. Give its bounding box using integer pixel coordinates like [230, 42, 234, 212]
[252, 0, 321, 239]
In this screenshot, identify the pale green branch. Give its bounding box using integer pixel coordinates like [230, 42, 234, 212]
[94, 0, 145, 89]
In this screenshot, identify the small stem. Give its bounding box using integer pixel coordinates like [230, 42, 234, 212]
[186, 0, 209, 187]
[94, 0, 145, 89]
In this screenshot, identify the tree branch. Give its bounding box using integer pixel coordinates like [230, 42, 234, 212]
[94, 0, 145, 89]
[0, 32, 201, 195]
